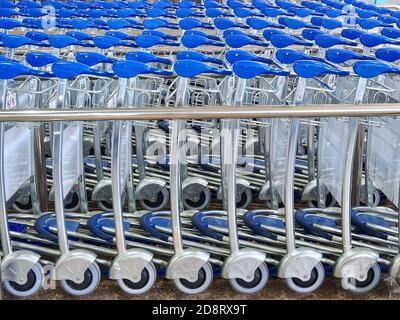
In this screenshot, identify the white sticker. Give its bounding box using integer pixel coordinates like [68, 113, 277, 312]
[6, 92, 17, 110]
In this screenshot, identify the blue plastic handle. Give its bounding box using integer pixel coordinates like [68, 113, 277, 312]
[136, 34, 179, 48]
[276, 0, 300, 9]
[223, 29, 262, 41]
[270, 34, 312, 48]
[66, 31, 93, 41]
[52, 60, 113, 79]
[341, 28, 365, 40]
[381, 27, 400, 40]
[142, 30, 177, 41]
[140, 212, 171, 242]
[105, 31, 135, 41]
[293, 59, 349, 78]
[2, 35, 49, 48]
[351, 209, 392, 240]
[353, 60, 400, 78]
[182, 34, 224, 48]
[320, 17, 342, 30]
[184, 30, 221, 41]
[126, 51, 172, 65]
[234, 7, 262, 18]
[25, 52, 58, 68]
[302, 28, 325, 41]
[233, 60, 289, 79]
[326, 49, 373, 64]
[261, 7, 293, 17]
[276, 48, 323, 64]
[246, 17, 283, 30]
[375, 48, 400, 63]
[288, 7, 323, 17]
[179, 17, 213, 30]
[263, 28, 287, 41]
[0, 61, 52, 79]
[225, 34, 267, 48]
[206, 7, 233, 18]
[143, 18, 179, 30]
[378, 15, 398, 25]
[243, 210, 280, 240]
[315, 34, 357, 48]
[278, 17, 318, 30]
[25, 31, 49, 42]
[214, 17, 249, 30]
[113, 60, 173, 78]
[0, 7, 18, 17]
[359, 18, 390, 30]
[191, 211, 225, 241]
[360, 33, 400, 48]
[177, 7, 204, 18]
[177, 51, 224, 65]
[70, 18, 95, 30]
[174, 59, 231, 78]
[226, 50, 273, 65]
[0, 18, 27, 30]
[295, 210, 334, 241]
[76, 52, 115, 66]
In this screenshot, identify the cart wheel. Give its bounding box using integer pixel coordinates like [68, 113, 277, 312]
[60, 262, 101, 296]
[173, 262, 213, 294]
[65, 191, 80, 212]
[117, 262, 157, 295]
[12, 196, 33, 213]
[183, 187, 211, 210]
[4, 263, 44, 298]
[286, 262, 325, 293]
[341, 263, 381, 294]
[308, 193, 336, 208]
[98, 200, 113, 211]
[228, 262, 269, 294]
[141, 187, 169, 211]
[236, 188, 252, 209]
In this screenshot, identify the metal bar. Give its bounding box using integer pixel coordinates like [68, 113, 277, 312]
[0, 104, 399, 121]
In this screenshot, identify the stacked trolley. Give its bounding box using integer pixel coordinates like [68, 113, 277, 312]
[1, 0, 400, 298]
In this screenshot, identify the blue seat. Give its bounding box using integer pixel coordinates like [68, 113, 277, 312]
[270, 34, 312, 48]
[381, 27, 400, 40]
[206, 7, 233, 18]
[182, 34, 224, 48]
[2, 34, 49, 48]
[76, 52, 115, 67]
[233, 60, 289, 79]
[226, 50, 273, 65]
[353, 60, 400, 79]
[302, 28, 325, 41]
[179, 17, 213, 30]
[375, 48, 400, 63]
[112, 60, 173, 78]
[326, 49, 373, 64]
[25, 52, 58, 68]
[174, 59, 231, 78]
[225, 34, 267, 48]
[142, 30, 178, 41]
[246, 17, 283, 30]
[0, 61, 52, 79]
[214, 17, 249, 30]
[136, 34, 179, 48]
[315, 34, 357, 48]
[276, 49, 323, 64]
[177, 51, 224, 65]
[360, 34, 400, 48]
[293, 59, 349, 78]
[52, 60, 113, 79]
[278, 17, 318, 30]
[126, 51, 172, 65]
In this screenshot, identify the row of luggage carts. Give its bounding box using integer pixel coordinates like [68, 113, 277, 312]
[1, 0, 400, 299]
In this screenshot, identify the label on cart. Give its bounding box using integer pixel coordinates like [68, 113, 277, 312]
[4, 126, 32, 201]
[6, 92, 17, 110]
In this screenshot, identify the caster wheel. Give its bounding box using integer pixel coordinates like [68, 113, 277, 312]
[183, 187, 211, 211]
[341, 263, 381, 294]
[140, 187, 169, 211]
[236, 188, 252, 209]
[98, 200, 113, 211]
[4, 263, 44, 298]
[228, 262, 269, 294]
[60, 262, 101, 296]
[117, 262, 157, 295]
[12, 196, 33, 213]
[173, 262, 213, 294]
[308, 193, 336, 208]
[65, 191, 80, 212]
[286, 262, 325, 293]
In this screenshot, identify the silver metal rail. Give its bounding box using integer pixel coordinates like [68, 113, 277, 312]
[0, 103, 399, 122]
